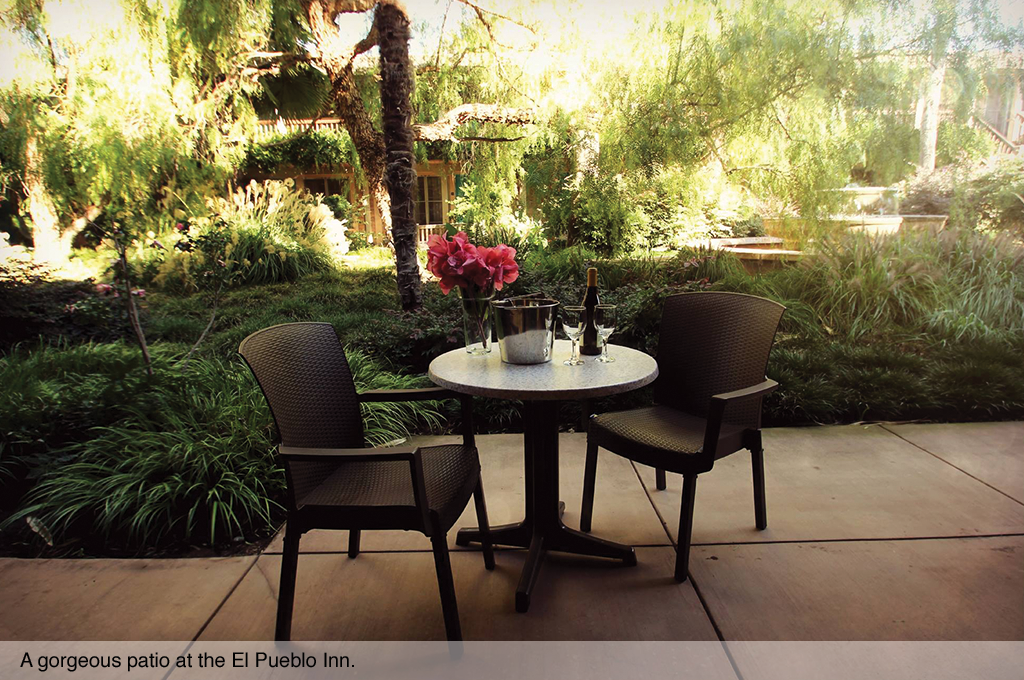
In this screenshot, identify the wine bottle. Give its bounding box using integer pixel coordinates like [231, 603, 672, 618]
[580, 267, 600, 355]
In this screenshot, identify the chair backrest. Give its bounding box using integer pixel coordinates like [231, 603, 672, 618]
[239, 322, 364, 449]
[239, 323, 364, 508]
[653, 292, 784, 428]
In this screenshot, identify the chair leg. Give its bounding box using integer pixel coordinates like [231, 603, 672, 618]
[674, 475, 698, 583]
[752, 447, 767, 530]
[348, 529, 361, 558]
[580, 439, 599, 533]
[473, 476, 495, 570]
[655, 467, 667, 490]
[275, 529, 301, 641]
[430, 529, 462, 642]
[580, 400, 592, 432]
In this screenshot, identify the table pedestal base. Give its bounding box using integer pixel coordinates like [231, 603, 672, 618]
[456, 401, 636, 612]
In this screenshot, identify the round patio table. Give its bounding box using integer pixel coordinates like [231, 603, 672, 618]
[428, 339, 659, 612]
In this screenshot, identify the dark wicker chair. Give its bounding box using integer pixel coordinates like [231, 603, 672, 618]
[239, 322, 494, 641]
[580, 292, 784, 582]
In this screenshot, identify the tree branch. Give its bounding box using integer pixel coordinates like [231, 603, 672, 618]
[304, 0, 380, 70]
[240, 52, 312, 79]
[435, 0, 454, 69]
[456, 135, 525, 142]
[325, 0, 379, 13]
[352, 22, 379, 58]
[725, 164, 784, 175]
[413, 103, 533, 142]
[178, 283, 222, 371]
[456, 0, 535, 36]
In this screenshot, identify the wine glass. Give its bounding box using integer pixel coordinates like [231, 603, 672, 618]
[562, 306, 586, 366]
[595, 304, 616, 363]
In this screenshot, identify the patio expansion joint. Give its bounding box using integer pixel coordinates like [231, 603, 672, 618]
[267, 546, 529, 555]
[153, 555, 262, 680]
[690, 532, 1024, 548]
[197, 554, 261, 640]
[626, 460, 742, 658]
[628, 460, 679, 548]
[879, 423, 1024, 507]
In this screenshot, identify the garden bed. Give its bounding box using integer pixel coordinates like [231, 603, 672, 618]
[2, 230, 1022, 557]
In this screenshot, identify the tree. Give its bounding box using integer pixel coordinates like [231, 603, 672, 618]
[376, 0, 420, 309]
[0, 0, 269, 262]
[903, 0, 1021, 172]
[0, 0, 279, 371]
[918, 4, 954, 171]
[291, 0, 533, 309]
[2, 0, 534, 308]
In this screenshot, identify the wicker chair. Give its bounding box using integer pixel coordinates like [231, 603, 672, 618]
[580, 292, 784, 582]
[239, 322, 494, 641]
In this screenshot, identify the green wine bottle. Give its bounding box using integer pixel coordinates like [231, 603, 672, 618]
[580, 267, 600, 355]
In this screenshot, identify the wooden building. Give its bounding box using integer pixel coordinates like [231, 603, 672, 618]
[253, 118, 465, 245]
[976, 67, 1023, 154]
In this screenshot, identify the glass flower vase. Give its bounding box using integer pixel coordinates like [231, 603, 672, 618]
[459, 286, 494, 354]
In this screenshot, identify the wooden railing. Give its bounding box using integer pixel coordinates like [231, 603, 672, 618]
[254, 118, 347, 141]
[417, 225, 445, 245]
[971, 115, 1021, 155]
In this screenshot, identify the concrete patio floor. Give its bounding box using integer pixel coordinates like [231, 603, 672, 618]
[2, 422, 1021, 642]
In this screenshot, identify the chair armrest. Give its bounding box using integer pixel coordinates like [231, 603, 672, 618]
[359, 387, 458, 403]
[278, 444, 417, 463]
[360, 387, 477, 450]
[279, 444, 432, 530]
[710, 379, 779, 405]
[702, 378, 779, 461]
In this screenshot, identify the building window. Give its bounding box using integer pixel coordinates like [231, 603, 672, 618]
[304, 177, 348, 197]
[416, 175, 445, 225]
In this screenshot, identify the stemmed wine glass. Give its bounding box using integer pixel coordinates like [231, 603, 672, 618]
[595, 304, 616, 363]
[562, 305, 586, 366]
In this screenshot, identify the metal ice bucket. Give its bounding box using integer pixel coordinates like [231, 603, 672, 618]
[491, 296, 559, 365]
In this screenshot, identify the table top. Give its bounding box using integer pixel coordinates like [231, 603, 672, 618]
[428, 339, 659, 401]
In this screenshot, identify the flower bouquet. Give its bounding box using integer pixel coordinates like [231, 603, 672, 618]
[426, 231, 519, 354]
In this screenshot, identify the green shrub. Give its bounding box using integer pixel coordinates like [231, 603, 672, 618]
[0, 271, 131, 348]
[144, 181, 342, 291]
[791, 233, 944, 339]
[903, 158, 1024, 239]
[460, 212, 548, 259]
[0, 341, 161, 490]
[898, 165, 957, 215]
[922, 228, 1024, 341]
[951, 158, 1024, 237]
[0, 340, 446, 552]
[5, 354, 283, 549]
[714, 228, 1024, 343]
[541, 174, 648, 255]
[936, 121, 995, 167]
[347, 285, 463, 373]
[9, 222, 1021, 555]
[763, 338, 1024, 425]
[241, 131, 358, 174]
[856, 118, 919, 185]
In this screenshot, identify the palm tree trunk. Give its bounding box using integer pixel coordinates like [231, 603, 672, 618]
[377, 0, 422, 311]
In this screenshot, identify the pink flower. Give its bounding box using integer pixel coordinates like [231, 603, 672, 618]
[95, 283, 113, 295]
[132, 289, 146, 298]
[175, 222, 187, 232]
[426, 232, 481, 294]
[476, 244, 519, 291]
[425, 232, 519, 295]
